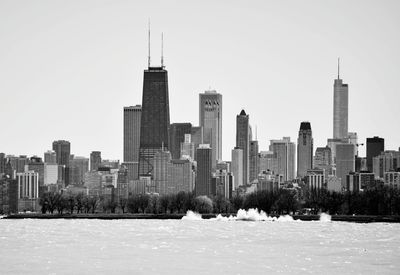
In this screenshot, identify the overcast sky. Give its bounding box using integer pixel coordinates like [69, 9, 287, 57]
[0, 0, 399, 161]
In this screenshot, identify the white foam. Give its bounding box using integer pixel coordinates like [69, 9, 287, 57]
[181, 210, 202, 220]
[319, 213, 332, 222]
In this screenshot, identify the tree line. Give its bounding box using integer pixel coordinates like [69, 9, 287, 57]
[38, 185, 400, 216]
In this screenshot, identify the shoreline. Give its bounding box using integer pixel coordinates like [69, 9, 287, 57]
[3, 213, 400, 223]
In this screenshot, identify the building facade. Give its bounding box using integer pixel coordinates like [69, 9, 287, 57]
[195, 145, 212, 196]
[366, 136, 385, 172]
[236, 110, 250, 185]
[297, 122, 313, 178]
[169, 123, 192, 160]
[52, 140, 71, 167]
[269, 137, 296, 181]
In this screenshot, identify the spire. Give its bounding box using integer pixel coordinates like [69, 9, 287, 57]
[161, 32, 164, 68]
[337, 57, 340, 79]
[148, 19, 151, 68]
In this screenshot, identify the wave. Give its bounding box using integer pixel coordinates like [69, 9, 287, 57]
[181, 210, 203, 220]
[319, 213, 332, 222]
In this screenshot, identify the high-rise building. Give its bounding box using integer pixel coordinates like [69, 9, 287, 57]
[153, 150, 171, 195]
[231, 147, 243, 189]
[138, 65, 170, 178]
[195, 145, 212, 196]
[269, 137, 296, 181]
[44, 150, 56, 164]
[366, 136, 384, 172]
[333, 61, 349, 140]
[44, 164, 59, 186]
[336, 143, 355, 185]
[0, 153, 5, 174]
[249, 140, 259, 183]
[297, 122, 313, 178]
[52, 140, 71, 167]
[348, 132, 358, 156]
[236, 110, 250, 185]
[7, 155, 29, 174]
[191, 126, 203, 160]
[258, 151, 278, 175]
[167, 159, 195, 194]
[124, 105, 141, 180]
[373, 150, 400, 179]
[169, 123, 192, 160]
[314, 146, 332, 178]
[199, 90, 222, 168]
[306, 169, 325, 190]
[27, 156, 44, 193]
[181, 134, 195, 160]
[16, 170, 39, 211]
[90, 151, 102, 172]
[69, 156, 89, 185]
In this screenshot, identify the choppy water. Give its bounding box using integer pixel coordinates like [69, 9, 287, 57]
[0, 212, 399, 274]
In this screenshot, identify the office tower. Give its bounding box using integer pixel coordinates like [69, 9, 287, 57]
[258, 151, 278, 175]
[297, 122, 313, 178]
[52, 140, 71, 167]
[211, 169, 233, 199]
[124, 105, 141, 180]
[195, 145, 212, 196]
[100, 159, 120, 169]
[249, 140, 259, 183]
[181, 134, 195, 160]
[373, 150, 400, 179]
[169, 123, 192, 160]
[348, 132, 358, 155]
[231, 147, 243, 189]
[44, 164, 59, 186]
[90, 151, 102, 171]
[167, 159, 195, 194]
[153, 150, 171, 195]
[257, 170, 280, 193]
[0, 153, 5, 174]
[7, 155, 29, 174]
[44, 150, 56, 164]
[314, 146, 332, 178]
[269, 137, 296, 181]
[366, 136, 384, 172]
[345, 172, 375, 192]
[384, 171, 400, 190]
[27, 157, 44, 193]
[336, 143, 355, 185]
[16, 170, 39, 211]
[236, 110, 250, 185]
[138, 64, 170, 177]
[69, 156, 89, 185]
[191, 126, 203, 160]
[216, 161, 230, 173]
[333, 60, 349, 139]
[0, 176, 18, 213]
[199, 90, 222, 167]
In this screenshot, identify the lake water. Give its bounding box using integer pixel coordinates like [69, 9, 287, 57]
[0, 211, 399, 274]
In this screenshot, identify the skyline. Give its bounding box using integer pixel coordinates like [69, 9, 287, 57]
[1, 1, 400, 160]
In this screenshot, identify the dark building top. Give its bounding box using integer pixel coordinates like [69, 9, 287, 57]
[300, 122, 311, 131]
[239, 109, 247, 116]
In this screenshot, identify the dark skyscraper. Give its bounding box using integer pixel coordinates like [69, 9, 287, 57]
[366, 136, 384, 172]
[195, 145, 212, 196]
[249, 140, 259, 183]
[52, 140, 71, 167]
[90, 151, 101, 171]
[138, 65, 170, 177]
[236, 110, 250, 185]
[169, 123, 192, 160]
[124, 105, 141, 180]
[297, 122, 313, 178]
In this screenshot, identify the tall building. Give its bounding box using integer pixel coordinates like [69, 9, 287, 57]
[27, 157, 44, 194]
[366, 136, 384, 172]
[0, 153, 5, 174]
[167, 159, 195, 194]
[138, 65, 170, 178]
[44, 164, 59, 186]
[90, 151, 102, 172]
[333, 61, 349, 140]
[124, 105, 141, 180]
[236, 110, 250, 185]
[314, 146, 332, 178]
[249, 140, 259, 183]
[373, 150, 400, 179]
[16, 170, 39, 211]
[269, 137, 296, 181]
[153, 150, 171, 195]
[199, 90, 222, 168]
[69, 156, 89, 185]
[52, 140, 71, 167]
[181, 134, 195, 160]
[258, 151, 278, 175]
[169, 123, 192, 160]
[348, 132, 358, 155]
[231, 147, 243, 189]
[336, 143, 355, 185]
[297, 122, 313, 178]
[44, 150, 56, 164]
[191, 126, 203, 160]
[195, 145, 212, 196]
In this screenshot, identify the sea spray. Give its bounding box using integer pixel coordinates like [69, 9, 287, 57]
[319, 213, 332, 222]
[181, 210, 202, 220]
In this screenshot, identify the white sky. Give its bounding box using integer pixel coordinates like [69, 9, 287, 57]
[0, 0, 399, 161]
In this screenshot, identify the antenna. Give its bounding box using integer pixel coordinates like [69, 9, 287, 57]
[161, 32, 164, 68]
[148, 19, 151, 68]
[337, 57, 340, 79]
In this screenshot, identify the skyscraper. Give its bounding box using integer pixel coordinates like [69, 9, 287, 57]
[44, 150, 56, 164]
[297, 122, 313, 178]
[249, 140, 259, 183]
[199, 90, 222, 168]
[366, 136, 384, 172]
[195, 144, 212, 196]
[269, 137, 296, 181]
[52, 140, 71, 167]
[333, 60, 349, 140]
[169, 123, 192, 160]
[236, 110, 250, 185]
[336, 143, 355, 186]
[90, 151, 102, 172]
[231, 147, 243, 189]
[153, 150, 171, 195]
[314, 146, 332, 178]
[124, 105, 141, 180]
[138, 65, 170, 177]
